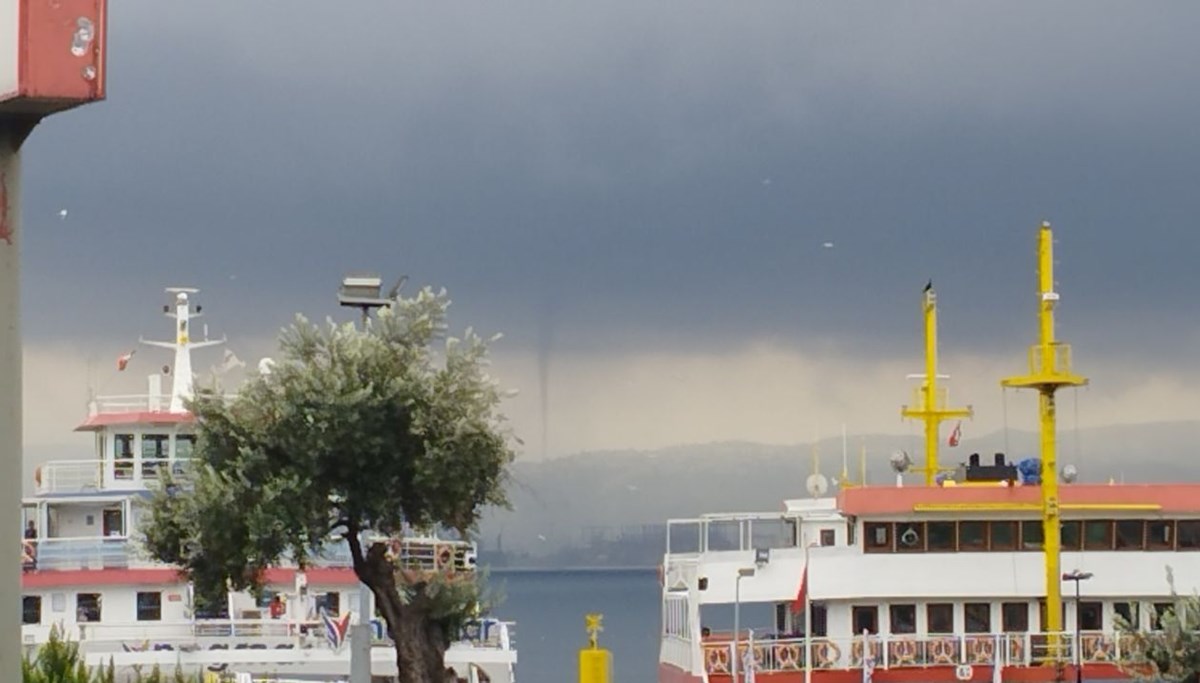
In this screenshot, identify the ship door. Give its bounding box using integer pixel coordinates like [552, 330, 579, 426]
[102, 507, 124, 537]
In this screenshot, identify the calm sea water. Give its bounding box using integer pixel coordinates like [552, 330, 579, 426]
[490, 569, 661, 683]
[489, 568, 773, 683]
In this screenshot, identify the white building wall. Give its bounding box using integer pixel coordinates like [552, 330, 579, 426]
[0, 0, 17, 98]
[52, 504, 113, 538]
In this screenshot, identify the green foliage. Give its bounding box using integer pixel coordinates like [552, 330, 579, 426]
[141, 286, 516, 609]
[21, 626, 122, 683]
[1117, 592, 1200, 683]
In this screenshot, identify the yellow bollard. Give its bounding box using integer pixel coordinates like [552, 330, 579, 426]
[579, 613, 612, 683]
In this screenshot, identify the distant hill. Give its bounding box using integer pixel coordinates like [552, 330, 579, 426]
[478, 420, 1200, 567]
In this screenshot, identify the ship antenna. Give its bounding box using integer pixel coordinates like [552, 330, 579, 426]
[139, 287, 225, 412]
[1001, 221, 1088, 659]
[900, 280, 973, 485]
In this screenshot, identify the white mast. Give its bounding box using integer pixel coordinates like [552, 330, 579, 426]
[140, 287, 224, 413]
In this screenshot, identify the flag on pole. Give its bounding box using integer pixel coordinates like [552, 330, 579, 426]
[791, 564, 808, 613]
[116, 350, 136, 371]
[948, 421, 962, 447]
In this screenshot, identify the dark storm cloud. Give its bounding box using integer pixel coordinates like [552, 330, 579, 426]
[17, 1, 1200, 358]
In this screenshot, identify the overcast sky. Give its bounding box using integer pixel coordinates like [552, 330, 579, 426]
[16, 2, 1200, 460]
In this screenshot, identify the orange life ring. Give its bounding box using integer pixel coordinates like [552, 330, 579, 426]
[435, 545, 454, 572]
[891, 638, 917, 665]
[1007, 636, 1025, 663]
[705, 645, 730, 673]
[971, 637, 995, 663]
[930, 638, 956, 664]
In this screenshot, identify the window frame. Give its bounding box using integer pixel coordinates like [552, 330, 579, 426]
[895, 522, 926, 552]
[927, 603, 955, 634]
[820, 529, 836, 547]
[890, 604, 917, 635]
[852, 605, 879, 635]
[22, 595, 41, 625]
[1001, 602, 1029, 633]
[1146, 520, 1175, 550]
[1177, 520, 1200, 549]
[958, 521, 987, 551]
[1114, 520, 1145, 551]
[1083, 520, 1114, 550]
[1078, 601, 1103, 631]
[927, 521, 956, 551]
[864, 523, 893, 553]
[964, 602, 991, 633]
[136, 591, 162, 622]
[990, 521, 1018, 551]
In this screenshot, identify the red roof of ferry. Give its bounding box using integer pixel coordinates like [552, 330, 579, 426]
[75, 411, 195, 431]
[21, 567, 359, 589]
[838, 483, 1200, 516]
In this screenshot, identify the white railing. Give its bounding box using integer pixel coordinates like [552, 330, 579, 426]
[667, 513, 805, 556]
[25, 537, 152, 571]
[35, 460, 103, 495]
[28, 618, 517, 653]
[88, 392, 237, 416]
[35, 458, 196, 494]
[698, 630, 1143, 675]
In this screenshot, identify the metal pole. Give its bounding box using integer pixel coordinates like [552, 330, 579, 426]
[1080, 578, 1089, 681]
[349, 580, 372, 683]
[1, 117, 37, 681]
[732, 575, 741, 683]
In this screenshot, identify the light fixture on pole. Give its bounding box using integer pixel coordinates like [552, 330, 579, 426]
[733, 567, 755, 683]
[1062, 569, 1093, 683]
[337, 273, 407, 325]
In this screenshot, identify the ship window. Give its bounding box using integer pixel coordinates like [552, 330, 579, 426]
[927, 521, 955, 551]
[1084, 520, 1113, 550]
[896, 523, 925, 552]
[959, 521, 987, 550]
[1061, 521, 1082, 550]
[316, 592, 340, 616]
[1078, 602, 1103, 631]
[115, 434, 135, 480]
[927, 603, 954, 634]
[890, 604, 916, 634]
[811, 603, 828, 637]
[1152, 603, 1174, 630]
[102, 508, 123, 537]
[137, 592, 162, 621]
[175, 435, 196, 460]
[1115, 521, 1145, 550]
[820, 529, 836, 547]
[142, 434, 170, 478]
[990, 521, 1017, 551]
[23, 596, 41, 625]
[1114, 602, 1140, 630]
[1177, 521, 1200, 549]
[964, 603, 991, 633]
[864, 523, 892, 552]
[1021, 521, 1043, 550]
[1147, 521, 1174, 550]
[51, 593, 65, 613]
[76, 593, 101, 622]
[851, 605, 878, 634]
[1001, 602, 1028, 632]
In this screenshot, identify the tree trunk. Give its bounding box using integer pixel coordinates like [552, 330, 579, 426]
[347, 531, 459, 683]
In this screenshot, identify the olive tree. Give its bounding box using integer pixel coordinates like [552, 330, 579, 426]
[142, 287, 517, 683]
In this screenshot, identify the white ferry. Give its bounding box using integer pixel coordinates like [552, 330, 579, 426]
[658, 223, 1199, 683]
[20, 288, 516, 683]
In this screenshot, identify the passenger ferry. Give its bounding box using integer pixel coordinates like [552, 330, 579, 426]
[658, 223, 1200, 683]
[20, 288, 516, 683]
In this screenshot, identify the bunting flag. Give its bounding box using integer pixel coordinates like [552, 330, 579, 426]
[948, 421, 962, 447]
[321, 608, 352, 652]
[117, 350, 136, 371]
[790, 564, 808, 613]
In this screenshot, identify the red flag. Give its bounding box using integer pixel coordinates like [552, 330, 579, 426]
[948, 421, 962, 447]
[790, 564, 808, 613]
[116, 350, 135, 371]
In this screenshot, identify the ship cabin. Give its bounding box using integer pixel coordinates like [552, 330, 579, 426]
[19, 381, 481, 652]
[660, 454, 1200, 681]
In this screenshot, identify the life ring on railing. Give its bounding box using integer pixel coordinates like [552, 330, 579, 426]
[775, 643, 801, 670]
[971, 637, 995, 664]
[435, 544, 454, 572]
[33, 466, 42, 488]
[1082, 634, 1111, 662]
[705, 645, 730, 673]
[814, 640, 840, 668]
[929, 638, 956, 664]
[21, 540, 35, 566]
[891, 638, 917, 665]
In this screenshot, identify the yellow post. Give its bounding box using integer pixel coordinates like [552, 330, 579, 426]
[1001, 222, 1088, 661]
[579, 613, 612, 683]
[901, 282, 973, 485]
